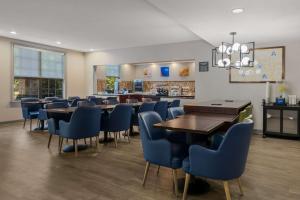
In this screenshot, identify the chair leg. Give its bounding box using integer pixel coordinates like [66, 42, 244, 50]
[47, 134, 53, 148]
[90, 137, 93, 146]
[142, 161, 150, 187]
[182, 173, 190, 200]
[59, 137, 64, 154]
[30, 119, 32, 131]
[237, 178, 244, 196]
[23, 119, 27, 128]
[172, 169, 179, 197]
[74, 139, 78, 156]
[119, 131, 121, 139]
[223, 181, 232, 200]
[84, 138, 87, 144]
[95, 135, 99, 149]
[156, 166, 160, 176]
[113, 132, 117, 148]
[128, 130, 131, 143]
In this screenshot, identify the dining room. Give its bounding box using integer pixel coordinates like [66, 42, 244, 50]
[0, 1, 300, 200]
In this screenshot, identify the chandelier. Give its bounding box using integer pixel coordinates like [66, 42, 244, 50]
[212, 32, 255, 69]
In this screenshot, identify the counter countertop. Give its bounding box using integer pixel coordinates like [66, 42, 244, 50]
[94, 93, 195, 99]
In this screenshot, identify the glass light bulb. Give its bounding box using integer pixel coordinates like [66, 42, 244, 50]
[242, 57, 250, 66]
[218, 45, 227, 53]
[226, 46, 233, 55]
[217, 59, 224, 67]
[223, 58, 231, 67]
[241, 44, 248, 53]
[232, 42, 240, 51]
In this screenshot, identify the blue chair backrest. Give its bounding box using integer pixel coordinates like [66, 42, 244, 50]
[89, 97, 103, 105]
[138, 111, 167, 140]
[21, 98, 41, 118]
[138, 102, 155, 113]
[169, 99, 180, 107]
[68, 96, 80, 101]
[154, 101, 169, 120]
[67, 107, 102, 138]
[78, 101, 96, 107]
[70, 99, 80, 107]
[106, 97, 119, 105]
[44, 97, 59, 101]
[168, 107, 185, 119]
[87, 96, 96, 101]
[109, 104, 132, 131]
[217, 119, 254, 179]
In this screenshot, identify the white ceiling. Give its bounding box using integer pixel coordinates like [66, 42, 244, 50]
[148, 0, 300, 46]
[0, 0, 299, 51]
[0, 0, 200, 51]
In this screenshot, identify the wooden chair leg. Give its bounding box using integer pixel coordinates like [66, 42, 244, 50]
[84, 138, 87, 144]
[182, 173, 190, 200]
[30, 119, 32, 131]
[223, 181, 232, 200]
[113, 132, 117, 148]
[156, 166, 160, 176]
[23, 119, 27, 128]
[95, 135, 99, 149]
[59, 137, 64, 154]
[142, 161, 150, 187]
[127, 130, 130, 143]
[74, 139, 78, 156]
[172, 169, 179, 197]
[237, 178, 244, 196]
[47, 134, 53, 148]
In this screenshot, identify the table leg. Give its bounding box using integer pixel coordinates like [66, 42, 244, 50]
[99, 131, 114, 143]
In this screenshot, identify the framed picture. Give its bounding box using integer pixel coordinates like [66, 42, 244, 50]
[179, 66, 190, 76]
[143, 68, 152, 78]
[160, 66, 170, 77]
[199, 62, 209, 72]
[229, 46, 285, 83]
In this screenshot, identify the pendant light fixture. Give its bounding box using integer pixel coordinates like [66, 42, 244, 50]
[212, 32, 255, 69]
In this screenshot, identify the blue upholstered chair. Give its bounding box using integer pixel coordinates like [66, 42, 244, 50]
[154, 101, 169, 121]
[58, 107, 102, 156]
[70, 99, 81, 107]
[77, 100, 96, 107]
[106, 97, 119, 105]
[68, 96, 80, 101]
[182, 119, 254, 200]
[44, 97, 59, 101]
[138, 111, 188, 196]
[101, 104, 132, 147]
[132, 102, 156, 126]
[166, 107, 187, 144]
[168, 107, 184, 119]
[44, 102, 70, 148]
[89, 97, 104, 105]
[21, 97, 41, 131]
[169, 99, 180, 108]
[38, 101, 69, 124]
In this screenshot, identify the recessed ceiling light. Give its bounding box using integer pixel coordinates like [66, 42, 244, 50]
[232, 8, 244, 14]
[56, 41, 62, 45]
[10, 31, 17, 35]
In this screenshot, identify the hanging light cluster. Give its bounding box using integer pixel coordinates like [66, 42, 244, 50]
[212, 32, 255, 69]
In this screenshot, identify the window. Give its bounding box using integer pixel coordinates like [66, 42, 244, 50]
[13, 45, 65, 100]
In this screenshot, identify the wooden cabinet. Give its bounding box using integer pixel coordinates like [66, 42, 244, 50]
[263, 103, 300, 139]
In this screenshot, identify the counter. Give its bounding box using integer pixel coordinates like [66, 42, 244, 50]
[94, 93, 195, 103]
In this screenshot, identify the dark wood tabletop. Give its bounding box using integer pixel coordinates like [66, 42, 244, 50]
[154, 113, 239, 135]
[46, 104, 116, 114]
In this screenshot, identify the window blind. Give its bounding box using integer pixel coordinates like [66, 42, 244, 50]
[13, 45, 64, 79]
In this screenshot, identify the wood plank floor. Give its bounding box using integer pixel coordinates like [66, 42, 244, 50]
[0, 121, 299, 200]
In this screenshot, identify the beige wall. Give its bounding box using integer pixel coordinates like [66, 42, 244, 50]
[0, 37, 86, 122]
